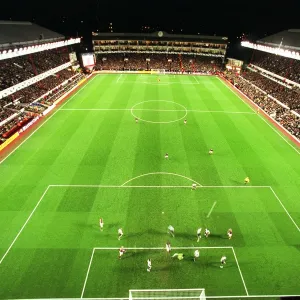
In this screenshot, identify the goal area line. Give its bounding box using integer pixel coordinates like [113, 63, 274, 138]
[81, 246, 247, 299]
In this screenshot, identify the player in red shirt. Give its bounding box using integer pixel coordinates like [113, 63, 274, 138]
[118, 246, 126, 259]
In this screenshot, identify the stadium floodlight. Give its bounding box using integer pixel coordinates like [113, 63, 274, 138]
[129, 289, 206, 300]
[0, 38, 81, 61]
[241, 41, 300, 61]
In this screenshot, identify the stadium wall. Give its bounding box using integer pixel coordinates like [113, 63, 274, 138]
[219, 76, 300, 148]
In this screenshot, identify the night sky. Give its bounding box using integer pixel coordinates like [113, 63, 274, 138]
[1, 0, 300, 58]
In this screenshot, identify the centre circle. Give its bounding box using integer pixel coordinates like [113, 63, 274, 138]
[131, 100, 188, 124]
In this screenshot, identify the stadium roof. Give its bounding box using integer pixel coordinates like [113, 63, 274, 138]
[92, 31, 228, 44]
[258, 29, 300, 51]
[0, 21, 64, 49]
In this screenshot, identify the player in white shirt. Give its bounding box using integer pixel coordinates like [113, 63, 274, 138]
[227, 228, 233, 240]
[220, 255, 227, 268]
[168, 225, 175, 237]
[118, 246, 126, 259]
[204, 228, 210, 238]
[191, 183, 197, 190]
[99, 218, 104, 231]
[166, 242, 171, 253]
[194, 249, 200, 262]
[184, 119, 187, 125]
[209, 149, 214, 155]
[135, 118, 139, 123]
[147, 259, 152, 272]
[197, 227, 202, 242]
[165, 153, 169, 159]
[118, 228, 123, 240]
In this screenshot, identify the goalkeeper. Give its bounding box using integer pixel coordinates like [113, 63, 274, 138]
[172, 253, 185, 260]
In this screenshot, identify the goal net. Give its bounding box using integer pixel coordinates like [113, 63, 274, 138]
[129, 289, 206, 300]
[151, 69, 166, 74]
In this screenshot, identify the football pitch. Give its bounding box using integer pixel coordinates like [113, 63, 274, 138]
[0, 74, 299, 299]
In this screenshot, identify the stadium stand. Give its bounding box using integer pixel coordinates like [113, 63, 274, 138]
[250, 51, 300, 84]
[224, 72, 299, 139]
[0, 21, 82, 147]
[93, 31, 226, 74]
[236, 29, 300, 140]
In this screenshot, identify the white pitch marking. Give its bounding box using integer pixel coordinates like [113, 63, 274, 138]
[0, 75, 97, 165]
[117, 81, 200, 85]
[206, 201, 217, 218]
[231, 247, 249, 296]
[121, 172, 203, 187]
[59, 108, 255, 114]
[205, 296, 300, 299]
[0, 186, 51, 265]
[217, 77, 300, 155]
[116, 74, 122, 83]
[60, 76, 98, 110]
[81, 247, 247, 298]
[13, 295, 300, 299]
[81, 248, 95, 298]
[201, 185, 271, 188]
[130, 100, 188, 124]
[193, 76, 199, 84]
[269, 187, 300, 232]
[49, 184, 270, 188]
[93, 246, 232, 250]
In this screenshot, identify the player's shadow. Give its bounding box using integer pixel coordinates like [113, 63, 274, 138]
[209, 262, 235, 269]
[229, 179, 244, 185]
[173, 232, 195, 240]
[125, 232, 144, 238]
[121, 250, 152, 260]
[74, 221, 93, 229]
[209, 233, 224, 239]
[154, 264, 176, 271]
[146, 229, 165, 236]
[89, 222, 120, 231]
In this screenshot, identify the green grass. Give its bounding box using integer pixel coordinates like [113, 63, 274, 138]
[0, 74, 299, 299]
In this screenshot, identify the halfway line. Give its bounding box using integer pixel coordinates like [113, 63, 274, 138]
[59, 108, 255, 114]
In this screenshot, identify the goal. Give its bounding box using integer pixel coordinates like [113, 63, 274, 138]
[151, 69, 166, 75]
[129, 289, 206, 300]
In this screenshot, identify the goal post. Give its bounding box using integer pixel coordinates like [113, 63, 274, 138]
[129, 289, 206, 300]
[151, 69, 166, 75]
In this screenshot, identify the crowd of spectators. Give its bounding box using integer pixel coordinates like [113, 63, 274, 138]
[224, 72, 299, 139]
[251, 51, 300, 84]
[0, 45, 86, 146]
[241, 71, 300, 110]
[0, 72, 85, 143]
[95, 53, 223, 73]
[0, 47, 69, 91]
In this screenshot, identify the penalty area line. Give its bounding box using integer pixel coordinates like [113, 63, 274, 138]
[0, 185, 51, 265]
[269, 187, 300, 232]
[81, 248, 96, 298]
